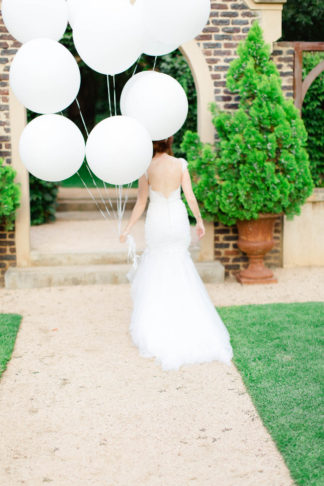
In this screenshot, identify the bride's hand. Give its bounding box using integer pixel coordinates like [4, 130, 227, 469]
[196, 220, 205, 240]
[119, 230, 129, 243]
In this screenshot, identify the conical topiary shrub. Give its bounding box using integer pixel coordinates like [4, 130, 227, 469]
[182, 20, 314, 283]
[182, 19, 314, 226]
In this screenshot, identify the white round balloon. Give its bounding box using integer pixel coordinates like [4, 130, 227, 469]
[66, 0, 88, 28]
[143, 34, 178, 57]
[134, 0, 178, 56]
[67, 0, 130, 28]
[86, 116, 153, 185]
[2, 0, 68, 44]
[141, 0, 210, 46]
[120, 71, 188, 141]
[10, 38, 81, 114]
[73, 2, 142, 75]
[19, 115, 85, 182]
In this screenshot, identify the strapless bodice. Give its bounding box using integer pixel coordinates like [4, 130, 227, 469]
[148, 186, 181, 204]
[145, 184, 190, 252]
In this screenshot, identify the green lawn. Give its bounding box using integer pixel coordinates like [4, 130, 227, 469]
[0, 314, 22, 379]
[60, 161, 138, 189]
[60, 161, 107, 188]
[218, 302, 324, 486]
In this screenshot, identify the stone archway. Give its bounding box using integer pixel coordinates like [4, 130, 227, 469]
[180, 40, 215, 144]
[9, 37, 217, 270]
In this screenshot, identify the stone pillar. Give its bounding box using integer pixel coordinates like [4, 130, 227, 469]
[0, 4, 29, 286]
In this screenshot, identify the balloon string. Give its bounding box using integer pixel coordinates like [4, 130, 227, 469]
[153, 56, 158, 71]
[75, 98, 89, 137]
[113, 75, 117, 116]
[81, 162, 113, 219]
[105, 78, 119, 220]
[122, 183, 132, 217]
[75, 96, 131, 240]
[75, 92, 134, 241]
[77, 170, 108, 220]
[107, 75, 113, 118]
[104, 183, 118, 221]
[115, 184, 130, 236]
[107, 77, 126, 226]
[132, 55, 141, 76]
[59, 105, 129, 243]
[116, 185, 124, 235]
[75, 97, 113, 219]
[60, 109, 112, 220]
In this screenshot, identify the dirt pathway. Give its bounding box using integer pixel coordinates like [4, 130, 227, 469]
[1, 267, 322, 485]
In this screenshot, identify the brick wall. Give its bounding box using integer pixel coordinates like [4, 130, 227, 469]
[272, 41, 295, 100]
[0, 223, 16, 286]
[197, 0, 259, 112]
[0, 9, 20, 287]
[195, 1, 294, 276]
[0, 12, 20, 163]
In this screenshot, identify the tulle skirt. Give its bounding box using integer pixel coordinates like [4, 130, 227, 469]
[128, 199, 233, 371]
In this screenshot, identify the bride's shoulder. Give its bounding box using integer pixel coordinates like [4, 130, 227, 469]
[168, 155, 187, 166]
[173, 157, 188, 172]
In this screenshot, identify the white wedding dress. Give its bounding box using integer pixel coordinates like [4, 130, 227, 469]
[127, 158, 233, 371]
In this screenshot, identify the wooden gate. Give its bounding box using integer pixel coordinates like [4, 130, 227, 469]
[291, 41, 324, 110]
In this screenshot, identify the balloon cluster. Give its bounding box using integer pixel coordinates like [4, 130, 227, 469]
[3, 0, 210, 185]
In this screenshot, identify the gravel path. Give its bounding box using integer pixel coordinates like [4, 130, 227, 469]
[0, 267, 322, 485]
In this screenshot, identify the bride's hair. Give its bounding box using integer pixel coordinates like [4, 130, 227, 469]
[153, 136, 174, 157]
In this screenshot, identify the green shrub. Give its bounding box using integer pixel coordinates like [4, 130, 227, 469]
[302, 52, 324, 187]
[181, 20, 314, 225]
[26, 110, 59, 225]
[29, 175, 59, 226]
[0, 158, 21, 230]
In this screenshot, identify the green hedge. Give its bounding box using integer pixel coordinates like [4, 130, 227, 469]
[26, 110, 59, 225]
[29, 175, 59, 226]
[0, 158, 21, 230]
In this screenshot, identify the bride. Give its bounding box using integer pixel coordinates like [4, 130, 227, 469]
[120, 136, 233, 371]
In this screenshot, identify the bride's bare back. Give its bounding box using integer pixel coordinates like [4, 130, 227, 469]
[120, 151, 205, 242]
[146, 153, 184, 198]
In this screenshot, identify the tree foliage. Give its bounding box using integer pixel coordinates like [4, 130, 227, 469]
[181, 20, 314, 225]
[302, 52, 324, 187]
[281, 0, 324, 42]
[0, 158, 21, 230]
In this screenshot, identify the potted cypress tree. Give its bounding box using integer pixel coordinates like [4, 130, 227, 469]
[182, 20, 314, 284]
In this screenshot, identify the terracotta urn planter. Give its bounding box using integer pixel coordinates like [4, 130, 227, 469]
[236, 213, 279, 284]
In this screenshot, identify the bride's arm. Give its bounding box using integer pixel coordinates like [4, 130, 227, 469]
[119, 175, 149, 243]
[181, 169, 206, 239]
